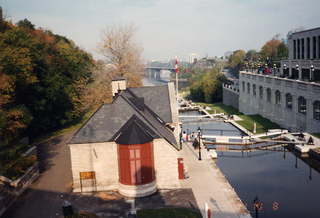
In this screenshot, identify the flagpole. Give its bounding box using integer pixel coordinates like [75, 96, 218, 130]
[175, 56, 179, 99]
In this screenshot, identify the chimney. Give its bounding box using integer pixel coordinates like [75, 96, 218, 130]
[111, 78, 127, 96]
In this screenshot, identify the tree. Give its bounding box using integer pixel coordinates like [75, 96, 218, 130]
[98, 24, 144, 87]
[227, 50, 246, 75]
[260, 36, 282, 61]
[277, 41, 288, 59]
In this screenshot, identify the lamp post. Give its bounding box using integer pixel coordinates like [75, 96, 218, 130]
[295, 64, 300, 80]
[310, 65, 314, 81]
[197, 127, 202, 161]
[283, 64, 287, 77]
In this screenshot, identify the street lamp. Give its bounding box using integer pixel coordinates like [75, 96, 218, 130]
[197, 127, 202, 161]
[310, 65, 315, 81]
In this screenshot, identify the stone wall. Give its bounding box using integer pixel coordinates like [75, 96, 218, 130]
[69, 139, 180, 193]
[239, 71, 320, 132]
[0, 146, 39, 217]
[153, 138, 180, 189]
[222, 84, 239, 109]
[69, 142, 119, 192]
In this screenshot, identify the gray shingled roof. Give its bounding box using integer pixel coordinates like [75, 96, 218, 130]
[128, 85, 173, 123]
[70, 89, 178, 149]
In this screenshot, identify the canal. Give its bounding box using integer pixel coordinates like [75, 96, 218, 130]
[180, 111, 320, 218]
[144, 77, 320, 218]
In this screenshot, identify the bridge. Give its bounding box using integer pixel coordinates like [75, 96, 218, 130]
[144, 66, 175, 80]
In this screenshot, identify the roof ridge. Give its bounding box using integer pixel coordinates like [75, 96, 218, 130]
[119, 94, 177, 147]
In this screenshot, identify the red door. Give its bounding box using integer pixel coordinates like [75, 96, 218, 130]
[118, 142, 155, 185]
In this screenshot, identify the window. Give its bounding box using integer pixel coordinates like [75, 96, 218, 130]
[298, 96, 307, 114]
[242, 81, 245, 92]
[313, 36, 317, 59]
[253, 84, 256, 97]
[259, 86, 263, 99]
[286, 93, 292, 109]
[318, 36, 320, 59]
[267, 88, 271, 102]
[301, 38, 305, 59]
[297, 39, 300, 59]
[275, 90, 281, 105]
[247, 83, 250, 94]
[293, 40, 296, 59]
[314, 101, 320, 120]
[307, 37, 310, 59]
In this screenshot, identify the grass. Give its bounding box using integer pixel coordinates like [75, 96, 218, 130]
[194, 102, 242, 115]
[311, 133, 320, 139]
[236, 114, 281, 134]
[137, 208, 202, 218]
[193, 102, 281, 134]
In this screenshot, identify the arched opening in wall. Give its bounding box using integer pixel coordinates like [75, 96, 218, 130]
[259, 86, 263, 99]
[267, 88, 271, 102]
[275, 90, 281, 105]
[286, 93, 292, 109]
[253, 84, 256, 97]
[242, 81, 245, 92]
[313, 101, 320, 120]
[247, 82, 250, 94]
[298, 96, 307, 115]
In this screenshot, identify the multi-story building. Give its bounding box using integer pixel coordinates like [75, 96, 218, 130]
[224, 27, 320, 133]
[281, 28, 320, 82]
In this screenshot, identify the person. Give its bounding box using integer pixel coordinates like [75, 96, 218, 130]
[182, 131, 186, 142]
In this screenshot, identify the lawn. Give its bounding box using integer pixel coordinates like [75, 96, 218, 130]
[194, 102, 242, 115]
[137, 208, 202, 218]
[236, 114, 281, 134]
[311, 133, 320, 139]
[193, 102, 281, 134]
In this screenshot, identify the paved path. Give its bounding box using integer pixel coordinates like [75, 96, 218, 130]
[180, 142, 252, 218]
[3, 132, 75, 218]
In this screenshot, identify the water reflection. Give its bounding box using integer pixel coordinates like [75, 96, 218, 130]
[217, 150, 320, 218]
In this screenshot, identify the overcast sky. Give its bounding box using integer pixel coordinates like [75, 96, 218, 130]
[2, 0, 320, 61]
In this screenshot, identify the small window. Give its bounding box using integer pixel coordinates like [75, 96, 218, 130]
[247, 83, 250, 94]
[242, 81, 245, 92]
[253, 84, 256, 97]
[298, 96, 307, 114]
[259, 86, 263, 99]
[286, 93, 292, 109]
[267, 88, 271, 102]
[275, 90, 281, 105]
[314, 101, 320, 120]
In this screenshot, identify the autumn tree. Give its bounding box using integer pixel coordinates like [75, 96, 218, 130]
[227, 50, 246, 76]
[98, 24, 144, 87]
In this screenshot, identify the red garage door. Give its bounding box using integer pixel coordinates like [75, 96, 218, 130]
[118, 142, 155, 185]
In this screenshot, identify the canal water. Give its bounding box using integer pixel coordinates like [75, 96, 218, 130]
[144, 77, 320, 218]
[179, 110, 320, 218]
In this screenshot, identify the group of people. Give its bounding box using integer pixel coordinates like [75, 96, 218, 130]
[180, 131, 201, 148]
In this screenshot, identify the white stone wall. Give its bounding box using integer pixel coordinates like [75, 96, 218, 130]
[239, 71, 320, 132]
[70, 139, 181, 193]
[153, 138, 181, 189]
[69, 142, 119, 192]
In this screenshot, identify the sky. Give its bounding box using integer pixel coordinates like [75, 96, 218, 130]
[2, 0, 320, 61]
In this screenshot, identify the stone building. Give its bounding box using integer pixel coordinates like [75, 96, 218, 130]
[238, 71, 320, 132]
[281, 27, 320, 82]
[68, 79, 181, 197]
[223, 27, 320, 133]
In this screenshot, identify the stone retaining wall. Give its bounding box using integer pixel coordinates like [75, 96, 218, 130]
[0, 146, 39, 217]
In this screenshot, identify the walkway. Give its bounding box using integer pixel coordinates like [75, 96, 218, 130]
[180, 142, 251, 218]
